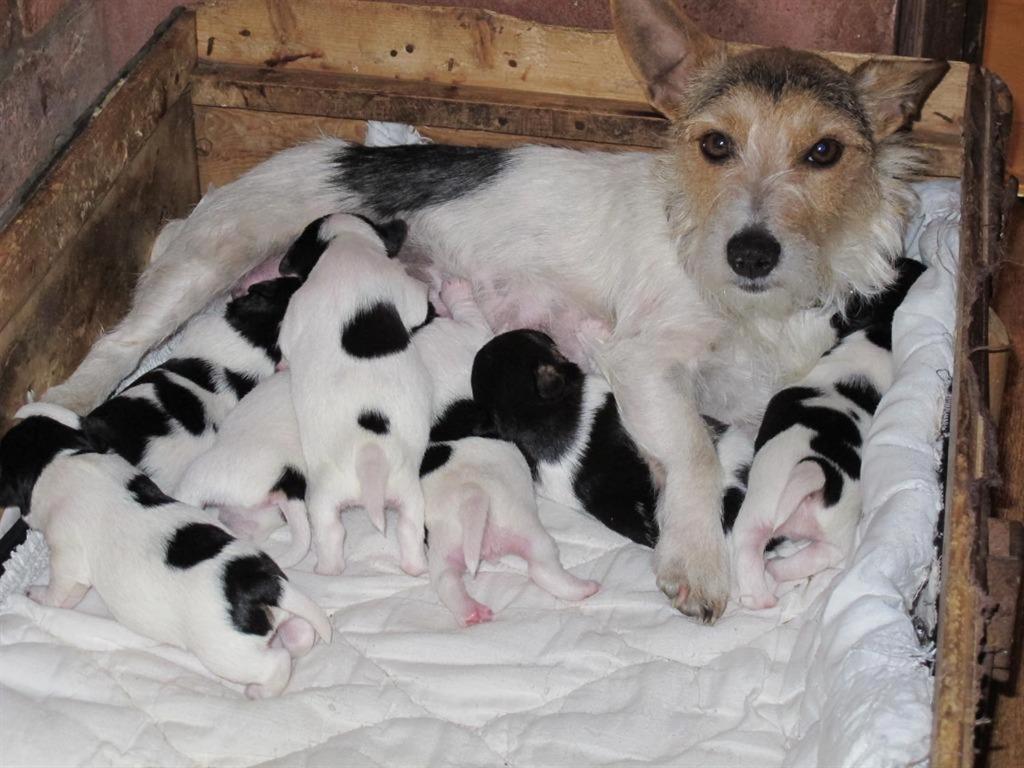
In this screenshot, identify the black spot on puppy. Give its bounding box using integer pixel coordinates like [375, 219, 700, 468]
[223, 554, 285, 635]
[127, 474, 174, 507]
[272, 466, 307, 500]
[802, 456, 845, 506]
[358, 410, 390, 435]
[0, 416, 95, 515]
[225, 277, 302, 364]
[835, 376, 882, 415]
[334, 143, 509, 218]
[833, 258, 927, 339]
[161, 358, 216, 392]
[279, 216, 332, 279]
[341, 301, 410, 358]
[411, 301, 438, 334]
[721, 486, 746, 533]
[352, 214, 408, 258]
[429, 398, 495, 442]
[223, 369, 258, 400]
[83, 396, 170, 466]
[419, 444, 452, 477]
[149, 373, 208, 436]
[166, 523, 233, 569]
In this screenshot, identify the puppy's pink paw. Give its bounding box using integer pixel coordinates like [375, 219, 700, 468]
[738, 592, 778, 611]
[461, 602, 494, 626]
[440, 277, 474, 308]
[274, 617, 317, 658]
[314, 558, 345, 577]
[577, 579, 601, 600]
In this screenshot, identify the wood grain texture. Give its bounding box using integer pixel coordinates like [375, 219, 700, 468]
[931, 68, 1015, 768]
[194, 0, 967, 175]
[0, 95, 199, 424]
[0, 10, 195, 334]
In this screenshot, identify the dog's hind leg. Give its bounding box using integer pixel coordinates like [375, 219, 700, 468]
[42, 139, 353, 414]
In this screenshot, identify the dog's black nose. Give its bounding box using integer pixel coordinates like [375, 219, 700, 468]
[726, 228, 781, 280]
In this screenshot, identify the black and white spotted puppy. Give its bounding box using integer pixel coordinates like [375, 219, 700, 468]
[470, 330, 753, 551]
[81, 277, 301, 491]
[0, 404, 331, 698]
[175, 372, 310, 568]
[277, 213, 432, 577]
[730, 258, 927, 609]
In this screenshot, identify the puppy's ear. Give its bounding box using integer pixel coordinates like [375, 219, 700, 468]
[535, 364, 567, 401]
[355, 215, 408, 258]
[280, 215, 332, 279]
[851, 59, 949, 140]
[611, 0, 724, 117]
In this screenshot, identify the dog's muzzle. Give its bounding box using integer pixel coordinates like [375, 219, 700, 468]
[726, 227, 781, 284]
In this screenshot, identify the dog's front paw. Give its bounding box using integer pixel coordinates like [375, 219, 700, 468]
[655, 546, 730, 624]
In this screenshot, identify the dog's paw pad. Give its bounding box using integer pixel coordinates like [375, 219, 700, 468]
[440, 278, 474, 306]
[462, 603, 493, 626]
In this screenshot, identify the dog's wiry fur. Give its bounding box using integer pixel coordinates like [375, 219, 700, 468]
[41, 0, 946, 623]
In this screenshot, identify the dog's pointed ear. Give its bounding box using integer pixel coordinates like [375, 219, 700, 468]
[280, 215, 332, 279]
[852, 59, 949, 140]
[611, 0, 724, 117]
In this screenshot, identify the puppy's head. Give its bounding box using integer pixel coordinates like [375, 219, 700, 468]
[281, 214, 409, 280]
[0, 406, 93, 517]
[612, 0, 947, 317]
[471, 330, 585, 461]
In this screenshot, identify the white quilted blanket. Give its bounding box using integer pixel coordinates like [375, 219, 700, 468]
[0, 126, 961, 766]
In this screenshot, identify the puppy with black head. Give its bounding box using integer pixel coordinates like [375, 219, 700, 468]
[471, 330, 753, 560]
[82, 277, 301, 491]
[278, 213, 432, 577]
[729, 258, 927, 609]
[0, 404, 331, 698]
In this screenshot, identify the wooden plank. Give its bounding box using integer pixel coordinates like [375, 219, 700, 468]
[931, 68, 1015, 768]
[195, 0, 968, 169]
[194, 104, 650, 189]
[191, 63, 668, 149]
[0, 10, 196, 334]
[0, 96, 199, 424]
[191, 62, 963, 176]
[983, 0, 1024, 179]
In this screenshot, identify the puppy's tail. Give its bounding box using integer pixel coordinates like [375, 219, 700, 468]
[278, 582, 332, 643]
[356, 443, 389, 534]
[734, 440, 822, 542]
[458, 483, 490, 576]
[276, 498, 312, 568]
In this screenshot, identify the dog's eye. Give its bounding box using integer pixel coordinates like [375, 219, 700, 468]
[699, 132, 733, 163]
[805, 138, 843, 167]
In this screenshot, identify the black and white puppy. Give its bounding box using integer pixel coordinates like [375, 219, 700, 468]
[81, 278, 301, 491]
[470, 331, 753, 558]
[0, 404, 331, 698]
[277, 213, 432, 577]
[730, 258, 927, 608]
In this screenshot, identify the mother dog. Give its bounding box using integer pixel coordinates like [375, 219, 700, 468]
[42, 0, 945, 622]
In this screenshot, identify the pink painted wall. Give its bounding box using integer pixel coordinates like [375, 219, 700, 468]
[0, 0, 900, 226]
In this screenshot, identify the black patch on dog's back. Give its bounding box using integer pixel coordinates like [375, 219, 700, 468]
[272, 466, 306, 500]
[835, 376, 882, 415]
[341, 301, 410, 358]
[358, 410, 390, 434]
[223, 369, 258, 400]
[223, 554, 285, 635]
[352, 215, 408, 258]
[279, 216, 332, 279]
[161, 358, 216, 392]
[83, 396, 170, 466]
[128, 474, 174, 507]
[147, 373, 208, 436]
[572, 394, 659, 547]
[166, 523, 234, 569]
[0, 417, 95, 515]
[334, 144, 509, 218]
[419, 443, 452, 477]
[225, 277, 302, 363]
[803, 457, 845, 506]
[429, 398, 496, 442]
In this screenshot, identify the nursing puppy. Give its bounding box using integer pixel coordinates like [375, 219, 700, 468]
[420, 436, 600, 626]
[82, 278, 300, 491]
[472, 330, 754, 559]
[0, 406, 331, 698]
[175, 372, 310, 568]
[278, 213, 432, 577]
[730, 259, 927, 609]
[45, 0, 947, 622]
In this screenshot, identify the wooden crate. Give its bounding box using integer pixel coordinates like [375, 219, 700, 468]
[0, 2, 1018, 764]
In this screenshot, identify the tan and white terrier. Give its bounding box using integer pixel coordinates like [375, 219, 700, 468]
[41, 0, 946, 623]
